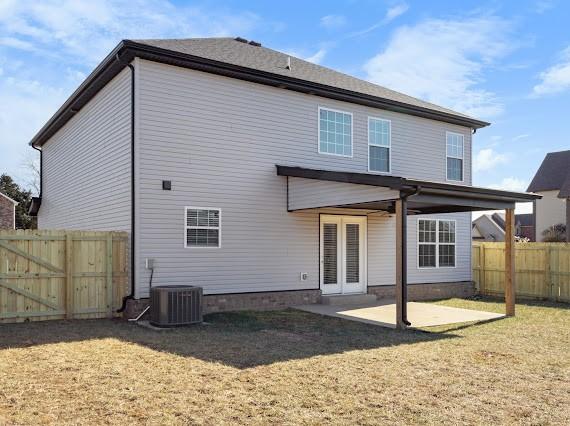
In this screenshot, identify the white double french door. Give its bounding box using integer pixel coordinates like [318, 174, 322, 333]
[320, 215, 367, 295]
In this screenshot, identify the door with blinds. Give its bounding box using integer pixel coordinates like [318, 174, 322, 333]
[320, 215, 367, 295]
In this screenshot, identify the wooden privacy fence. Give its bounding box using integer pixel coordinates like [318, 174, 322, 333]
[473, 242, 570, 302]
[0, 230, 128, 323]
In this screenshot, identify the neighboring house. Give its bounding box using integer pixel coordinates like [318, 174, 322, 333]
[0, 192, 18, 229]
[472, 212, 534, 242]
[472, 213, 505, 241]
[515, 213, 534, 241]
[527, 150, 570, 242]
[28, 38, 538, 317]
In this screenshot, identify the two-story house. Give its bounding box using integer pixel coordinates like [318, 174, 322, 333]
[28, 38, 538, 323]
[527, 150, 570, 242]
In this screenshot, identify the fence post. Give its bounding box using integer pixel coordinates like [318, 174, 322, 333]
[65, 233, 73, 319]
[106, 234, 113, 318]
[544, 245, 552, 300]
[479, 244, 486, 295]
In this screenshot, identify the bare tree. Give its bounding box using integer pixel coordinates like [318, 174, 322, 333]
[542, 224, 567, 242]
[20, 150, 40, 196]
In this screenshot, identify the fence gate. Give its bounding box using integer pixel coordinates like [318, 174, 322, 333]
[0, 230, 128, 323]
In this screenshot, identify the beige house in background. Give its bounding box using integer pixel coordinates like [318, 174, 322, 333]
[527, 150, 570, 242]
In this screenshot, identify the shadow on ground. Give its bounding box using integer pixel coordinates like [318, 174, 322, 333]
[0, 309, 460, 369]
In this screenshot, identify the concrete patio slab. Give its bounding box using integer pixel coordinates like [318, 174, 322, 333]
[294, 301, 505, 329]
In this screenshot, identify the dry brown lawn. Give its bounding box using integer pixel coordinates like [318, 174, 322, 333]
[0, 298, 569, 425]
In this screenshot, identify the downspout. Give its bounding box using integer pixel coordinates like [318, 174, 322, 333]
[32, 145, 43, 198]
[30, 145, 43, 225]
[117, 58, 136, 313]
[398, 185, 421, 327]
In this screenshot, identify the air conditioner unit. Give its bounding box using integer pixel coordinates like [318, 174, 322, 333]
[150, 285, 203, 327]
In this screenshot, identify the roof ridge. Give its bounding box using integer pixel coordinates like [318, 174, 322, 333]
[134, 37, 476, 120]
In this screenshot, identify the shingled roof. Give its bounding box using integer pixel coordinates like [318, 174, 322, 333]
[527, 150, 570, 198]
[30, 37, 489, 148]
[133, 37, 478, 121]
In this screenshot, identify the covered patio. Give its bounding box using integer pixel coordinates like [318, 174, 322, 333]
[295, 299, 505, 329]
[277, 165, 541, 329]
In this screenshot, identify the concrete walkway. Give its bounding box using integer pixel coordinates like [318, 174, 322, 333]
[294, 300, 505, 329]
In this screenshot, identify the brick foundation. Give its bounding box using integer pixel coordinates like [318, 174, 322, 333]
[203, 290, 321, 314]
[367, 281, 475, 301]
[123, 289, 321, 319]
[124, 298, 151, 320]
[123, 283, 473, 319]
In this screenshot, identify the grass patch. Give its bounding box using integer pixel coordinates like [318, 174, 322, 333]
[0, 298, 569, 424]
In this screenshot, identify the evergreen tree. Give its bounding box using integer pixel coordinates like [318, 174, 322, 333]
[0, 174, 33, 229]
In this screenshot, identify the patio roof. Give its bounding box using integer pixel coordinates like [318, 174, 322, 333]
[277, 165, 539, 329]
[276, 165, 541, 213]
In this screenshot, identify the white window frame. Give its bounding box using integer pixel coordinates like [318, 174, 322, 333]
[445, 131, 464, 182]
[318, 106, 353, 158]
[416, 218, 457, 269]
[367, 116, 392, 174]
[184, 207, 222, 249]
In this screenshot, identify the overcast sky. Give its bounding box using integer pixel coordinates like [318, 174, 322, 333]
[1, 0, 569, 214]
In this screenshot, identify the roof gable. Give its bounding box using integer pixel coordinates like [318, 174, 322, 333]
[527, 150, 570, 196]
[0, 192, 18, 205]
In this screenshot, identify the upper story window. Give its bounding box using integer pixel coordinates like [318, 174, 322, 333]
[368, 117, 391, 173]
[446, 132, 464, 181]
[185, 207, 221, 248]
[319, 107, 352, 157]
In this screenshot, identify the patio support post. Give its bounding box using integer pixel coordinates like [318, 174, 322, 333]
[395, 198, 408, 329]
[505, 208, 516, 316]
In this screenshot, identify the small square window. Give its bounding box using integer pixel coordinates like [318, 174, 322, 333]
[185, 207, 221, 248]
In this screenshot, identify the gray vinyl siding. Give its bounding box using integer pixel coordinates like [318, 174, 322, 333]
[288, 177, 399, 211]
[135, 59, 472, 297]
[368, 212, 472, 286]
[38, 68, 131, 231]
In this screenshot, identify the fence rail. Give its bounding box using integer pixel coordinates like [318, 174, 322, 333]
[473, 242, 570, 302]
[0, 229, 129, 323]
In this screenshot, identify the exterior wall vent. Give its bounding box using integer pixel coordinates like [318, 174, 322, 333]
[150, 285, 203, 327]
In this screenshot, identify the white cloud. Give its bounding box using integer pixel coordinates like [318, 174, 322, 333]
[535, 0, 555, 14]
[305, 48, 327, 64]
[349, 2, 409, 38]
[363, 16, 514, 118]
[473, 148, 508, 172]
[489, 177, 527, 192]
[0, 36, 36, 51]
[320, 15, 346, 30]
[0, 75, 69, 180]
[0, 0, 265, 182]
[532, 46, 570, 96]
[385, 3, 410, 22]
[0, 0, 261, 65]
[512, 134, 529, 141]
